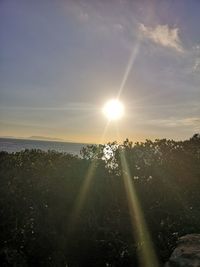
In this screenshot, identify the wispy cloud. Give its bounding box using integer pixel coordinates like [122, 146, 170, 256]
[192, 45, 200, 72]
[193, 58, 200, 72]
[139, 24, 184, 53]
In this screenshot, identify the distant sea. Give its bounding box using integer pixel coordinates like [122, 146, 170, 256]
[0, 138, 87, 155]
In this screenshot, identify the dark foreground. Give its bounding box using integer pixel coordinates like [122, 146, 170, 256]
[0, 135, 200, 266]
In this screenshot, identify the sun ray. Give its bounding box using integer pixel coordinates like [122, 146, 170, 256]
[119, 150, 159, 267]
[117, 41, 140, 98]
[99, 120, 111, 144]
[67, 119, 111, 233]
[67, 160, 98, 234]
[67, 38, 140, 238]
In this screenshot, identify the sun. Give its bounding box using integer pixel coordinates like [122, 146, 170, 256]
[102, 99, 125, 120]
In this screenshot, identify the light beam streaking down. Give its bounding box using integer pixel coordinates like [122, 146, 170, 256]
[67, 160, 97, 234]
[67, 120, 111, 234]
[120, 150, 159, 267]
[67, 37, 140, 237]
[117, 42, 140, 98]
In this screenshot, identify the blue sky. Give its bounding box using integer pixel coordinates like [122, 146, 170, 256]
[0, 0, 200, 143]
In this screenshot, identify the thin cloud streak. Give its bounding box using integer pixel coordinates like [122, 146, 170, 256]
[0, 103, 98, 112]
[146, 117, 200, 128]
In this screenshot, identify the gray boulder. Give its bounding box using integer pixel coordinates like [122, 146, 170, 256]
[165, 234, 200, 267]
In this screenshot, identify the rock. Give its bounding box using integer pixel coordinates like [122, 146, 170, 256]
[165, 234, 200, 267]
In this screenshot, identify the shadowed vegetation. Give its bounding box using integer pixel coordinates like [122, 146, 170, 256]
[0, 134, 200, 266]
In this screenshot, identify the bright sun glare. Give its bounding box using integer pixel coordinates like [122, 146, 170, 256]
[103, 99, 125, 120]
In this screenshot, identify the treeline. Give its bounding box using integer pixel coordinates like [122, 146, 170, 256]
[0, 134, 200, 266]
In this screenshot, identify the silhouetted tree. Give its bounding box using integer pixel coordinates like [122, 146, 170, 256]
[0, 135, 200, 266]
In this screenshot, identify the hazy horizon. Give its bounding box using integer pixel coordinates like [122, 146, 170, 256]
[0, 133, 197, 145]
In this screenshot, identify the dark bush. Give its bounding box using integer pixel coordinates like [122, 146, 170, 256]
[0, 135, 200, 266]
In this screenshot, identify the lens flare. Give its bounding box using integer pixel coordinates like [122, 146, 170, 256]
[103, 99, 124, 120]
[120, 150, 159, 267]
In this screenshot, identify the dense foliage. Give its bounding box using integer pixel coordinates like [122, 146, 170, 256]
[0, 135, 200, 266]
